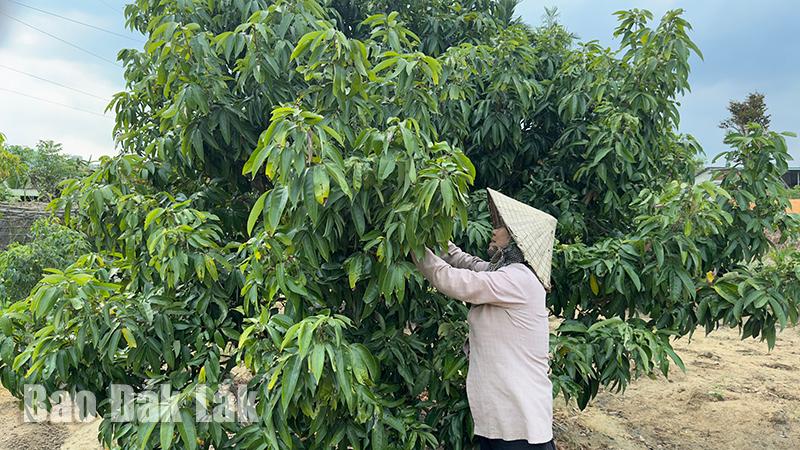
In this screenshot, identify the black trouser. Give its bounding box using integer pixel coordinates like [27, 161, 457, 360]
[477, 436, 557, 450]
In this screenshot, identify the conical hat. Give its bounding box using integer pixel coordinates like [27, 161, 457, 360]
[487, 188, 557, 292]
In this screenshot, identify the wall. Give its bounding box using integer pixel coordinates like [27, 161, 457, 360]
[0, 202, 51, 249]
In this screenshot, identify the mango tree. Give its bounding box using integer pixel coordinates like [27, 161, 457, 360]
[0, 1, 797, 449]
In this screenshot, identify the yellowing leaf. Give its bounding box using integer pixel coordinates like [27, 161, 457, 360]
[590, 274, 600, 295]
[122, 327, 137, 348]
[313, 166, 330, 204]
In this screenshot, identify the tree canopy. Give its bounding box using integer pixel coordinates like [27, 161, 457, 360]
[0, 1, 798, 449]
[719, 91, 771, 135]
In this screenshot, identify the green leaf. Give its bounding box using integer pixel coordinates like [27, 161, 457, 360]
[35, 287, 58, 319]
[663, 345, 686, 372]
[107, 329, 121, 360]
[621, 262, 641, 291]
[377, 152, 396, 181]
[440, 179, 454, 213]
[587, 317, 623, 333]
[139, 421, 157, 450]
[653, 241, 664, 267]
[0, 317, 11, 336]
[267, 186, 289, 232]
[326, 164, 352, 199]
[353, 344, 379, 380]
[144, 207, 164, 230]
[247, 191, 269, 236]
[178, 409, 197, 450]
[160, 420, 175, 450]
[769, 297, 787, 329]
[281, 355, 303, 412]
[347, 257, 362, 290]
[371, 421, 386, 449]
[309, 345, 325, 384]
[280, 322, 301, 350]
[334, 350, 353, 409]
[592, 147, 613, 165]
[400, 126, 419, 155]
[291, 31, 320, 60]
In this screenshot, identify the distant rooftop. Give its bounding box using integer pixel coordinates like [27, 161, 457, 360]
[8, 188, 39, 196]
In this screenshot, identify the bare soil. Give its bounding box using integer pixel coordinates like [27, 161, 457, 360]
[0, 389, 99, 450]
[554, 324, 800, 449]
[0, 325, 796, 449]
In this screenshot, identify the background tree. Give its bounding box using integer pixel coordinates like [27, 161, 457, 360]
[0, 218, 90, 305]
[0, 2, 798, 449]
[719, 91, 771, 134]
[3, 140, 91, 201]
[0, 133, 25, 199]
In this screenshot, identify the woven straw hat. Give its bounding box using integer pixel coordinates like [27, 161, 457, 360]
[486, 188, 557, 291]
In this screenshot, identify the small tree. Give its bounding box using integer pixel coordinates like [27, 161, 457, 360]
[719, 91, 771, 134]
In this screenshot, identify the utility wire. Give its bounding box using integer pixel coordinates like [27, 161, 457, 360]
[0, 87, 113, 120]
[0, 12, 122, 67]
[8, 0, 144, 43]
[96, 0, 123, 14]
[0, 64, 109, 102]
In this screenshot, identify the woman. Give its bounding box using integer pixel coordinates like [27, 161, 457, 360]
[413, 188, 557, 450]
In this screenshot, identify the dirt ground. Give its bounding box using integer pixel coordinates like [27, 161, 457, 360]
[0, 388, 100, 450]
[0, 325, 796, 449]
[554, 324, 800, 449]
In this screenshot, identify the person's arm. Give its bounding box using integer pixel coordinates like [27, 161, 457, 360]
[414, 247, 528, 307]
[441, 242, 490, 272]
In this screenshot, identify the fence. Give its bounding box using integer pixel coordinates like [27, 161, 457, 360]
[0, 202, 52, 249]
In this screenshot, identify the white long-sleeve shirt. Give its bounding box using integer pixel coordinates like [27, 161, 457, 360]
[415, 242, 553, 444]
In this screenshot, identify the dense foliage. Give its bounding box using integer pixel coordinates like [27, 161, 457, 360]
[0, 218, 90, 305]
[0, 1, 798, 449]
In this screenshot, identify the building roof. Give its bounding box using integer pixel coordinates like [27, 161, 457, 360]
[8, 188, 39, 197]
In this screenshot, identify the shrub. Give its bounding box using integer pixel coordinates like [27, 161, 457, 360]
[0, 218, 90, 305]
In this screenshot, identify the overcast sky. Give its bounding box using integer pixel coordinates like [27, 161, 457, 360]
[0, 0, 797, 163]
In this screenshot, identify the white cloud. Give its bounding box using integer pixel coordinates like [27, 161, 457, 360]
[8, 28, 44, 47]
[0, 10, 124, 160]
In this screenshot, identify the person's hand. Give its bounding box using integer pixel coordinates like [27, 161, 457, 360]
[441, 242, 454, 257]
[411, 247, 434, 266]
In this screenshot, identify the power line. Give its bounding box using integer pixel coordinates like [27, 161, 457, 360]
[96, 0, 123, 14]
[0, 87, 114, 120]
[0, 12, 122, 68]
[8, 0, 144, 43]
[0, 64, 109, 102]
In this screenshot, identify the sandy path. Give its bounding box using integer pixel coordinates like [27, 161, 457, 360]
[0, 324, 796, 449]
